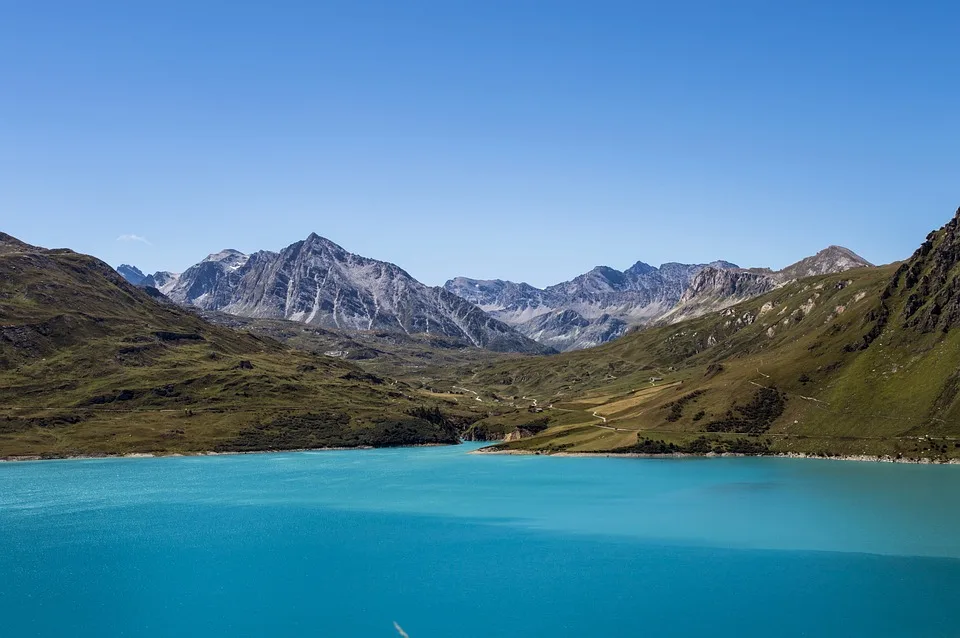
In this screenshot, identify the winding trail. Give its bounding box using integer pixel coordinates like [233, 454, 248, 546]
[522, 393, 633, 432]
[452, 386, 483, 402]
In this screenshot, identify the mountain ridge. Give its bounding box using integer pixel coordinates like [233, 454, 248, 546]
[149, 234, 550, 354]
[447, 247, 872, 350]
[458, 207, 959, 460]
[0, 233, 491, 457]
[116, 238, 871, 354]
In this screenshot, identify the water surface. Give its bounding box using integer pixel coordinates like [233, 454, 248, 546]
[2, 444, 959, 636]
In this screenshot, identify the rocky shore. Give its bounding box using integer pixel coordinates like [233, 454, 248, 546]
[471, 446, 960, 464]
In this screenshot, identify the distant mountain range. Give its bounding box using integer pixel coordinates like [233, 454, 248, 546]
[4, 206, 957, 461]
[446, 246, 872, 350]
[120, 234, 550, 354]
[118, 238, 872, 353]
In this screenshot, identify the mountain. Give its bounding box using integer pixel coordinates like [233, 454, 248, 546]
[116, 264, 147, 285]
[140, 270, 181, 294]
[115, 264, 181, 294]
[164, 248, 252, 306]
[461, 207, 960, 461]
[662, 248, 873, 323]
[0, 232, 42, 255]
[0, 234, 487, 458]
[780, 245, 872, 280]
[659, 267, 778, 324]
[447, 250, 870, 351]
[163, 234, 550, 354]
[443, 278, 562, 324]
[518, 310, 629, 352]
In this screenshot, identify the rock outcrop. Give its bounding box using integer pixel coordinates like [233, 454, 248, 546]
[158, 234, 550, 354]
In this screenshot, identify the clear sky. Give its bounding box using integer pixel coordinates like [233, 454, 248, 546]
[2, 1, 958, 287]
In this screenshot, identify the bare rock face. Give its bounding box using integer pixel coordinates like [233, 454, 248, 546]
[662, 248, 872, 326]
[446, 247, 871, 351]
[444, 260, 739, 351]
[160, 234, 549, 354]
[165, 249, 252, 308]
[140, 271, 181, 295]
[662, 268, 780, 324]
[779, 246, 872, 281]
[113, 230, 872, 354]
[515, 310, 629, 352]
[893, 208, 960, 334]
[116, 264, 146, 285]
[118, 264, 181, 295]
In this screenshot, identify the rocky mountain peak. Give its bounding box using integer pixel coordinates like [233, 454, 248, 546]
[160, 235, 549, 354]
[116, 264, 146, 285]
[779, 245, 872, 281]
[447, 258, 749, 351]
[708, 260, 740, 270]
[302, 232, 343, 253]
[202, 249, 249, 271]
[141, 271, 181, 295]
[588, 265, 629, 286]
[625, 261, 657, 277]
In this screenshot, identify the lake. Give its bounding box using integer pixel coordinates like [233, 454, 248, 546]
[2, 443, 959, 637]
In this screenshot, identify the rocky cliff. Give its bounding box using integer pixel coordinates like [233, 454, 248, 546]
[161, 234, 549, 354]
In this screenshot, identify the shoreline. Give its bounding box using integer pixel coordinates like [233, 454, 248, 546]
[470, 447, 960, 464]
[3, 443, 958, 465]
[0, 442, 458, 463]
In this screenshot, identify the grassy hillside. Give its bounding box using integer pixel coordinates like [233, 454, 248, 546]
[459, 209, 960, 460]
[199, 310, 523, 383]
[0, 242, 489, 458]
[7, 208, 960, 461]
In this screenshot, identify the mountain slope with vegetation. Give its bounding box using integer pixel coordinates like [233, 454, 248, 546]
[460, 209, 960, 461]
[446, 248, 871, 351]
[0, 236, 488, 458]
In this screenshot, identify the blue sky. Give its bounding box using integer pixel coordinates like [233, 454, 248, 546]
[2, 1, 958, 287]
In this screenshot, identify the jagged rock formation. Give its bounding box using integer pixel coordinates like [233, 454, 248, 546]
[446, 261, 739, 348]
[140, 271, 181, 295]
[663, 248, 873, 324]
[448, 249, 871, 351]
[659, 269, 780, 323]
[444, 278, 562, 324]
[164, 249, 251, 308]
[518, 310, 629, 352]
[117, 264, 181, 295]
[116, 237, 871, 354]
[117, 264, 147, 285]
[780, 246, 872, 280]
[889, 208, 960, 334]
[156, 234, 549, 354]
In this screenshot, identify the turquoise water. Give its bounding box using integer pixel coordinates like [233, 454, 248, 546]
[3, 444, 960, 637]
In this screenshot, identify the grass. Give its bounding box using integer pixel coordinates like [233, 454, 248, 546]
[456, 210, 960, 460]
[0, 247, 491, 457]
[6, 208, 960, 460]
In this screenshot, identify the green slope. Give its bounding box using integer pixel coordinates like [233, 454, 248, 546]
[0, 242, 484, 458]
[198, 310, 525, 382]
[461, 209, 960, 460]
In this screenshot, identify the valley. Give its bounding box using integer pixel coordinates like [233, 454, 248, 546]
[0, 235, 494, 458]
[4, 207, 960, 461]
